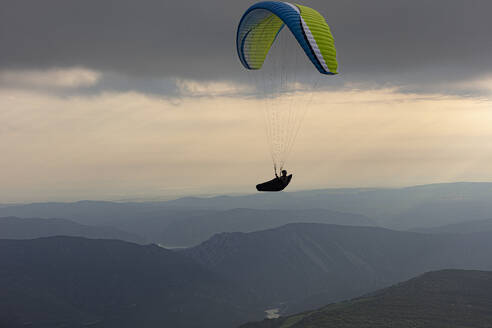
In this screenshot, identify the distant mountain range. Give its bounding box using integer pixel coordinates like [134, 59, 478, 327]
[387, 200, 492, 230]
[0, 207, 376, 247]
[241, 269, 492, 328]
[160, 182, 492, 223]
[0, 216, 144, 243]
[183, 223, 492, 313]
[414, 218, 492, 234]
[2, 182, 492, 233]
[0, 237, 262, 328]
[0, 200, 192, 226]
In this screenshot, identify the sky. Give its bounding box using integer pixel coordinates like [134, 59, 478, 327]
[1, 0, 492, 202]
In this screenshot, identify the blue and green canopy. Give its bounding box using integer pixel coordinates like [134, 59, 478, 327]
[236, 1, 338, 75]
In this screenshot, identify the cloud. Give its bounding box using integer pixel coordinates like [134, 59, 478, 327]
[0, 67, 101, 90]
[1, 0, 491, 95]
[176, 79, 252, 97]
[461, 76, 492, 95]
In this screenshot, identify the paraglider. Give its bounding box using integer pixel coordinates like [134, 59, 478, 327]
[256, 169, 292, 192]
[236, 1, 338, 191]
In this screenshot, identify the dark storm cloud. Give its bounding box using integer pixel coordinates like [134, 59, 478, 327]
[1, 0, 492, 91]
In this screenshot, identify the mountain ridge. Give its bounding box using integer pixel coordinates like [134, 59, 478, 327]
[4, 182, 492, 231]
[0, 216, 144, 243]
[240, 269, 492, 328]
[0, 236, 262, 328]
[184, 222, 492, 312]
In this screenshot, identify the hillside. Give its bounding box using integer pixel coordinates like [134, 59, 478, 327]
[184, 223, 492, 312]
[241, 270, 492, 328]
[2, 223, 492, 327]
[0, 237, 261, 328]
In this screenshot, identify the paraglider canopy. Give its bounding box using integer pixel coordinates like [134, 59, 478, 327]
[236, 1, 338, 191]
[236, 1, 338, 75]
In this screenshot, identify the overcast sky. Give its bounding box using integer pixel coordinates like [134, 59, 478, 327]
[1, 0, 492, 202]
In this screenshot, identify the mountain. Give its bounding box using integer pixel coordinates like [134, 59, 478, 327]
[0, 201, 220, 244]
[0, 200, 196, 226]
[164, 182, 492, 210]
[414, 218, 492, 234]
[0, 202, 375, 247]
[0, 237, 261, 328]
[4, 182, 492, 231]
[3, 224, 492, 328]
[386, 200, 492, 230]
[159, 208, 376, 247]
[241, 269, 492, 328]
[0, 216, 144, 243]
[163, 182, 492, 230]
[184, 223, 492, 313]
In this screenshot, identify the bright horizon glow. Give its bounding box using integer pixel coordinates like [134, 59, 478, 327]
[1, 70, 492, 203]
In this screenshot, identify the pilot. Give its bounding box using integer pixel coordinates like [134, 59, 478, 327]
[276, 169, 289, 186]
